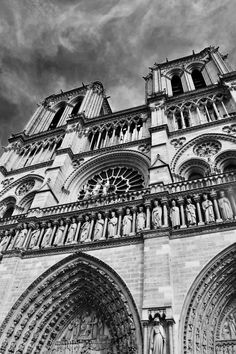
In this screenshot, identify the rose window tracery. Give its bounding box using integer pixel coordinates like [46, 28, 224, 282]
[193, 140, 221, 158]
[78, 167, 144, 200]
[15, 180, 35, 196]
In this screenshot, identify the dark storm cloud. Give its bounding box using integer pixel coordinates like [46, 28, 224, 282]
[0, 0, 235, 145]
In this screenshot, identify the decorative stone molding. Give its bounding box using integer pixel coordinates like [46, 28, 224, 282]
[222, 123, 236, 135]
[15, 180, 35, 196]
[138, 144, 151, 153]
[193, 139, 221, 157]
[170, 137, 186, 149]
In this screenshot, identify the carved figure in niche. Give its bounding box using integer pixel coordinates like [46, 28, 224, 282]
[80, 215, 91, 243]
[149, 317, 166, 354]
[80, 311, 93, 336]
[0, 232, 8, 252]
[41, 222, 53, 248]
[54, 220, 65, 246]
[93, 213, 104, 241]
[0, 203, 7, 218]
[170, 200, 180, 229]
[92, 178, 102, 197]
[185, 198, 196, 226]
[218, 191, 233, 220]
[137, 206, 146, 232]
[103, 180, 110, 196]
[15, 223, 28, 249]
[28, 224, 40, 249]
[73, 317, 81, 339]
[108, 211, 118, 238]
[66, 218, 77, 244]
[122, 208, 132, 236]
[152, 200, 162, 229]
[83, 184, 91, 199]
[202, 194, 215, 223]
[222, 313, 236, 339]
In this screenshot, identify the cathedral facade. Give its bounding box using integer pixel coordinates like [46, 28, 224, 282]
[0, 46, 235, 354]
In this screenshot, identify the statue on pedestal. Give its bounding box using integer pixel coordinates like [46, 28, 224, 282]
[218, 191, 233, 220]
[202, 194, 215, 223]
[149, 317, 166, 354]
[66, 218, 77, 244]
[92, 179, 102, 197]
[108, 211, 118, 238]
[152, 200, 162, 228]
[41, 222, 53, 248]
[122, 208, 132, 236]
[80, 215, 91, 243]
[0, 233, 8, 252]
[170, 200, 180, 229]
[54, 220, 65, 246]
[28, 224, 40, 249]
[136, 206, 146, 232]
[185, 198, 196, 226]
[15, 223, 28, 249]
[93, 213, 104, 241]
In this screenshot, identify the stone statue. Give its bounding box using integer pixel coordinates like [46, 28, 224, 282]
[122, 208, 132, 236]
[66, 218, 77, 244]
[136, 206, 146, 231]
[0, 233, 8, 252]
[185, 198, 196, 226]
[54, 220, 65, 246]
[80, 311, 92, 336]
[28, 224, 40, 249]
[108, 211, 118, 238]
[149, 317, 166, 354]
[15, 223, 28, 249]
[218, 191, 233, 220]
[83, 184, 91, 199]
[152, 200, 162, 229]
[80, 216, 91, 243]
[92, 179, 102, 197]
[0, 203, 7, 218]
[93, 213, 104, 241]
[170, 200, 180, 229]
[41, 222, 53, 248]
[103, 180, 110, 196]
[202, 194, 215, 223]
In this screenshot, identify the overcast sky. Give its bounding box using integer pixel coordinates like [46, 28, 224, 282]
[0, 0, 235, 146]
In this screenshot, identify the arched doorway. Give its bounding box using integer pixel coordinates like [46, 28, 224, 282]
[179, 243, 236, 354]
[0, 253, 142, 354]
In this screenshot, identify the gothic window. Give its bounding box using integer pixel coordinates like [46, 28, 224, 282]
[175, 111, 182, 129]
[71, 96, 83, 115]
[78, 167, 144, 200]
[207, 102, 218, 121]
[191, 69, 206, 90]
[0, 197, 16, 219]
[223, 161, 236, 173]
[188, 171, 204, 180]
[183, 109, 190, 128]
[49, 106, 65, 130]
[100, 105, 105, 116]
[171, 75, 184, 96]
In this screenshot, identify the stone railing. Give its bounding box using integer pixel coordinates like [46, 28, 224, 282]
[0, 174, 236, 254]
[215, 340, 236, 353]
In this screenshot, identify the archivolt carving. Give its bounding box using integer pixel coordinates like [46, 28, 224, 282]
[180, 243, 236, 354]
[0, 175, 43, 199]
[170, 133, 236, 173]
[0, 253, 142, 354]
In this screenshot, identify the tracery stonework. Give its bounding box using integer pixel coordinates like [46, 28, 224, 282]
[15, 180, 35, 196]
[193, 140, 222, 157]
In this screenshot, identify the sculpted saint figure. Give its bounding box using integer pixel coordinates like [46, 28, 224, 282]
[28, 224, 40, 249]
[102, 180, 110, 196]
[202, 194, 215, 223]
[108, 211, 118, 238]
[152, 200, 162, 229]
[93, 213, 104, 241]
[218, 191, 233, 220]
[136, 206, 146, 232]
[80, 312, 92, 336]
[170, 200, 180, 229]
[0, 203, 7, 219]
[15, 223, 28, 249]
[66, 218, 77, 244]
[149, 317, 166, 354]
[122, 208, 132, 236]
[41, 222, 53, 248]
[92, 179, 102, 197]
[54, 220, 65, 246]
[80, 216, 91, 243]
[0, 233, 8, 252]
[185, 198, 196, 226]
[83, 184, 91, 199]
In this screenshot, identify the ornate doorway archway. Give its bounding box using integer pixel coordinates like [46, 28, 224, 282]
[180, 243, 236, 354]
[0, 253, 142, 354]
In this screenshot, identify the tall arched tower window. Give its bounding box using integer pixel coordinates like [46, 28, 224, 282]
[171, 75, 184, 95]
[191, 69, 206, 90]
[71, 96, 84, 115]
[49, 106, 65, 130]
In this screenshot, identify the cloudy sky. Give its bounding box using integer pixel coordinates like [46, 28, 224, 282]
[0, 0, 235, 145]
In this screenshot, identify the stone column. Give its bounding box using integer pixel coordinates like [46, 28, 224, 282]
[75, 216, 83, 242]
[210, 190, 222, 222]
[144, 201, 151, 229]
[161, 197, 169, 227]
[24, 223, 34, 249]
[178, 196, 187, 228]
[221, 100, 229, 117]
[10, 225, 21, 250]
[168, 320, 175, 354]
[37, 222, 46, 248]
[227, 187, 236, 219]
[180, 110, 186, 129]
[50, 220, 59, 246]
[88, 213, 95, 241]
[193, 194, 204, 226]
[132, 206, 137, 234]
[117, 208, 123, 237]
[102, 211, 109, 240]
[62, 218, 70, 244]
[212, 102, 220, 119]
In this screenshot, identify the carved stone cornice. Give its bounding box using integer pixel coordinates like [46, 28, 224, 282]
[8, 127, 65, 145]
[4, 161, 53, 176]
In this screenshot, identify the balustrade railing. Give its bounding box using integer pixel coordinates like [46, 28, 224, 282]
[0, 174, 236, 254]
[215, 340, 236, 354]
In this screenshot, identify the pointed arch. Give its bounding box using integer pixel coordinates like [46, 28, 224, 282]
[179, 243, 236, 354]
[49, 101, 67, 130]
[0, 253, 143, 353]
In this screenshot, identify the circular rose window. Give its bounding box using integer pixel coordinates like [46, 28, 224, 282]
[78, 167, 144, 199]
[15, 180, 35, 196]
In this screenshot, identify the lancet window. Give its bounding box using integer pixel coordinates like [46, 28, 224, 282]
[48, 105, 66, 130]
[87, 116, 145, 150]
[191, 69, 206, 90]
[171, 75, 184, 96]
[71, 96, 84, 116]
